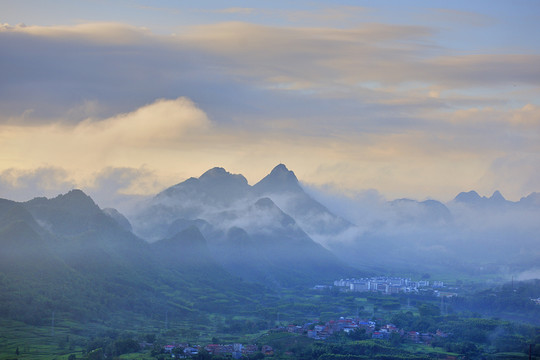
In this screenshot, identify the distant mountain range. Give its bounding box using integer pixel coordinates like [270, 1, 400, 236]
[1, 163, 539, 326]
[130, 163, 539, 278]
[133, 164, 353, 285]
[453, 189, 540, 208]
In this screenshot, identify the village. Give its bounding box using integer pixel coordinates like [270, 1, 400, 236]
[279, 316, 449, 343]
[157, 342, 270, 359]
[156, 277, 456, 358]
[324, 276, 447, 294]
[157, 314, 451, 359]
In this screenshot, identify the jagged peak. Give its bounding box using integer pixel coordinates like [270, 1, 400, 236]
[56, 189, 91, 200]
[254, 164, 302, 194]
[489, 190, 505, 202]
[271, 163, 290, 173]
[268, 163, 298, 181]
[200, 167, 228, 178]
[43, 189, 100, 212]
[199, 167, 248, 185]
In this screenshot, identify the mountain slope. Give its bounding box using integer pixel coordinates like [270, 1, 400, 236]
[253, 164, 354, 246]
[0, 190, 274, 327]
[132, 165, 355, 285]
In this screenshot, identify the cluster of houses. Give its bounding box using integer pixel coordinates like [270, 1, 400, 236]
[159, 315, 453, 358]
[281, 317, 449, 344]
[162, 343, 271, 359]
[326, 277, 445, 294]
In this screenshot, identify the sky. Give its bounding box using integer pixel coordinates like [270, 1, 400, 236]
[1, 0, 539, 208]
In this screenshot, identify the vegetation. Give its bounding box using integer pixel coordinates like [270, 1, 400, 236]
[1, 280, 539, 359]
[1, 192, 539, 359]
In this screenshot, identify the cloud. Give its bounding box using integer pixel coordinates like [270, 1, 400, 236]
[0, 165, 160, 213]
[4, 20, 536, 128]
[429, 8, 494, 27]
[84, 167, 159, 213]
[515, 268, 540, 281]
[479, 154, 540, 198]
[179, 21, 540, 92]
[0, 97, 211, 187]
[201, 6, 369, 26]
[75, 97, 210, 146]
[0, 21, 539, 202]
[213, 8, 255, 15]
[0, 23, 217, 123]
[0, 167, 76, 201]
[1, 22, 154, 44]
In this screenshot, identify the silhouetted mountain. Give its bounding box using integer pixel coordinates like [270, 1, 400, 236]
[23, 189, 120, 237]
[519, 192, 540, 207]
[159, 167, 250, 207]
[389, 198, 453, 225]
[135, 164, 354, 245]
[253, 163, 303, 194]
[132, 165, 354, 285]
[133, 167, 251, 240]
[490, 190, 506, 203]
[453, 190, 512, 208]
[145, 164, 540, 282]
[454, 190, 483, 205]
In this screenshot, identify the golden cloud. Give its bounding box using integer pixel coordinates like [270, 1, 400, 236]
[0, 97, 210, 176]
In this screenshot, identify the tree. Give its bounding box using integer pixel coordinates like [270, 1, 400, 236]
[390, 332, 402, 347]
[114, 338, 140, 355]
[144, 333, 156, 343]
[172, 346, 185, 357]
[87, 348, 104, 360]
[16, 346, 20, 356]
[348, 328, 369, 341]
[417, 303, 440, 317]
[195, 349, 212, 360]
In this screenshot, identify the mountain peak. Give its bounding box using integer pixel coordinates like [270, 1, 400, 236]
[489, 190, 505, 202]
[200, 167, 228, 179]
[43, 189, 100, 213]
[454, 190, 481, 203]
[271, 163, 290, 173]
[269, 163, 296, 178]
[153, 167, 250, 215]
[254, 164, 302, 194]
[199, 167, 248, 186]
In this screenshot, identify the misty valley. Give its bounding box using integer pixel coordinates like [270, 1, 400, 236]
[1, 165, 539, 360]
